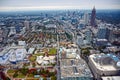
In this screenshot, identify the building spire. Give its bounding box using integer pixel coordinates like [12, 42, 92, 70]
[93, 6, 96, 11]
[91, 6, 96, 27]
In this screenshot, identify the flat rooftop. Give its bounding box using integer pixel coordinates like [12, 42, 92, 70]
[60, 59, 93, 77]
[89, 54, 120, 71]
[0, 46, 25, 57]
[102, 76, 120, 80]
[0, 48, 9, 56]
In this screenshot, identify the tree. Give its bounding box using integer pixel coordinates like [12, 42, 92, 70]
[51, 76, 57, 80]
[13, 72, 18, 78]
[43, 77, 47, 80]
[19, 68, 28, 75]
[82, 49, 90, 56]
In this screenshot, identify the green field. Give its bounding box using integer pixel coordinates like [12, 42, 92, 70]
[49, 48, 57, 55]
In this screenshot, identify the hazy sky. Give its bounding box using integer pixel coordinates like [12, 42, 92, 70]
[0, 0, 120, 11]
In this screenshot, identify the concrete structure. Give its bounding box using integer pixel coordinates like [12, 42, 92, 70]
[0, 49, 13, 64]
[36, 55, 56, 66]
[60, 47, 78, 59]
[18, 41, 26, 46]
[9, 48, 27, 63]
[27, 48, 35, 55]
[24, 20, 30, 31]
[84, 12, 89, 25]
[96, 39, 108, 46]
[8, 27, 16, 37]
[77, 35, 84, 47]
[88, 53, 120, 79]
[97, 25, 110, 40]
[102, 76, 120, 80]
[85, 29, 92, 44]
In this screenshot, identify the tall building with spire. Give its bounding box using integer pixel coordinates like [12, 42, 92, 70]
[91, 6, 96, 27]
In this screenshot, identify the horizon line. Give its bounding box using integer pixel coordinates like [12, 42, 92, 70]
[0, 6, 120, 12]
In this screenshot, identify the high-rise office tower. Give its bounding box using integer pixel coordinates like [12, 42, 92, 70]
[24, 20, 30, 31]
[91, 6, 96, 27]
[84, 12, 89, 25]
[97, 24, 110, 40]
[85, 29, 92, 44]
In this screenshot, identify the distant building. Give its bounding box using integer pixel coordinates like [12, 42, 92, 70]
[71, 18, 78, 25]
[0, 29, 3, 43]
[96, 39, 108, 47]
[77, 35, 84, 47]
[84, 12, 89, 25]
[45, 24, 57, 33]
[18, 41, 26, 46]
[109, 29, 120, 46]
[24, 20, 30, 31]
[59, 47, 77, 59]
[97, 25, 110, 40]
[77, 23, 85, 30]
[88, 53, 120, 79]
[8, 27, 16, 37]
[15, 26, 21, 33]
[91, 6, 96, 27]
[85, 29, 92, 44]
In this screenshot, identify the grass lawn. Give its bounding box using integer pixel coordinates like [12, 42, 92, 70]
[16, 73, 26, 78]
[7, 73, 14, 77]
[26, 74, 34, 78]
[49, 48, 57, 55]
[7, 69, 16, 77]
[7, 69, 16, 73]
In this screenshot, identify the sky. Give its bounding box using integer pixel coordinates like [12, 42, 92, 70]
[0, 0, 120, 11]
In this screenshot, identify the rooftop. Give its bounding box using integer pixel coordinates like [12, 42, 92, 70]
[102, 76, 120, 80]
[60, 59, 93, 77]
[89, 53, 120, 71]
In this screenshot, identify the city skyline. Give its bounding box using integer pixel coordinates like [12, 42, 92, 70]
[0, 0, 120, 11]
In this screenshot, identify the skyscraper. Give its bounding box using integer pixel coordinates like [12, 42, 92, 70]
[24, 20, 30, 31]
[91, 6, 96, 27]
[84, 12, 89, 25]
[97, 24, 110, 40]
[85, 29, 92, 44]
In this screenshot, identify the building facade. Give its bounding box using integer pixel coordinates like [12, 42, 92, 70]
[91, 7, 96, 27]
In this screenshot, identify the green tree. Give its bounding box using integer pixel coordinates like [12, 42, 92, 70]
[13, 72, 18, 78]
[19, 68, 28, 75]
[51, 76, 57, 80]
[82, 49, 90, 56]
[43, 77, 47, 80]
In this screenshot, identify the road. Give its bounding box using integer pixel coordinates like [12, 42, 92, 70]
[56, 34, 61, 80]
